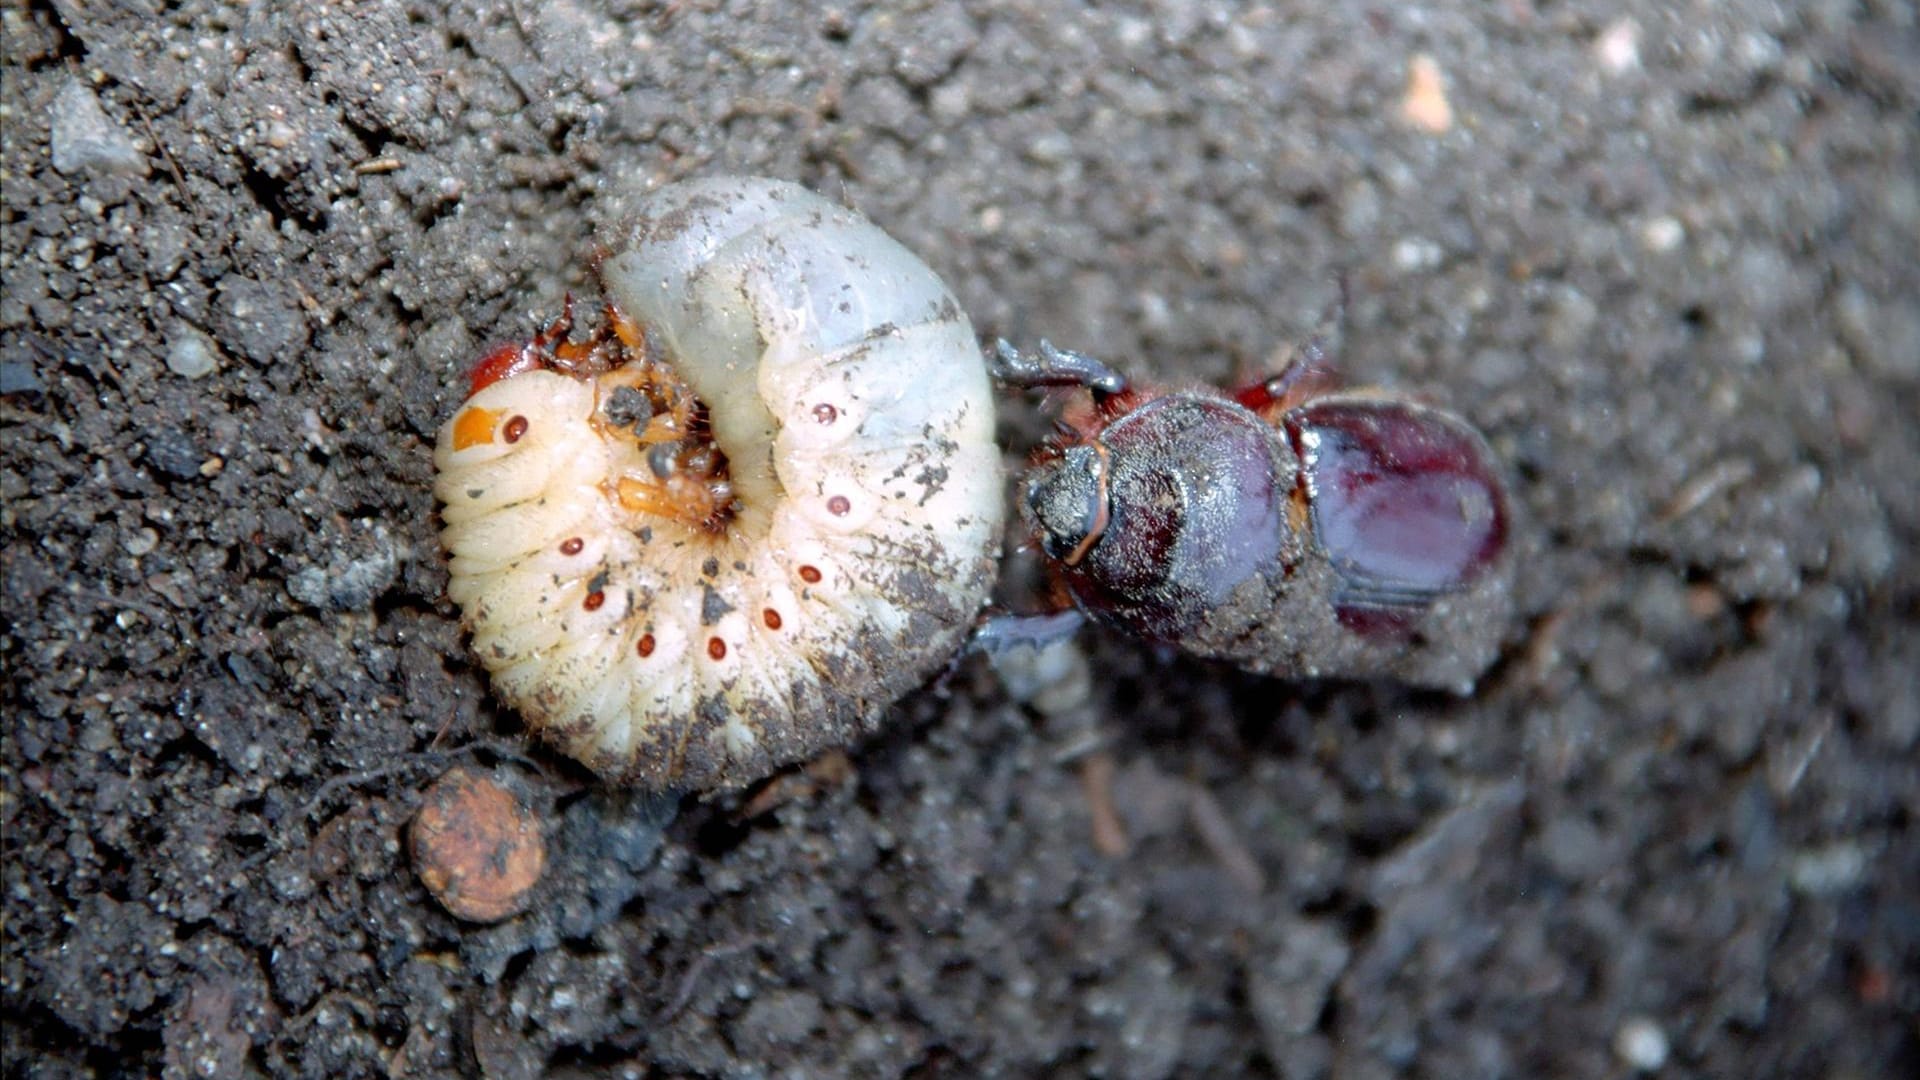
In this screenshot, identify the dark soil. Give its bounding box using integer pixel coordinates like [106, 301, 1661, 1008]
[4, 1, 1916, 1076]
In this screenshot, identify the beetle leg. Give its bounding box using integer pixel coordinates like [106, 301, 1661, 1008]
[989, 339, 1130, 396]
[1232, 347, 1343, 417]
[1234, 278, 1353, 418]
[966, 608, 1088, 656]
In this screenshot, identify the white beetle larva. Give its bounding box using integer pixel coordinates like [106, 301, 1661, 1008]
[432, 177, 1003, 792]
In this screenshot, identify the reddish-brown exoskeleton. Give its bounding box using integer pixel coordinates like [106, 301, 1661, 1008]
[983, 317, 1515, 693]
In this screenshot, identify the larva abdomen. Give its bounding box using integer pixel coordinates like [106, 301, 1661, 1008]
[435, 177, 1003, 792]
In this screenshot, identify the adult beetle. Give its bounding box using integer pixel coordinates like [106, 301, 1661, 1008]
[985, 320, 1514, 693]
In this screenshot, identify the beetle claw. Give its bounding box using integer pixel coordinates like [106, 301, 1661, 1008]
[989, 339, 1129, 396]
[967, 609, 1088, 656]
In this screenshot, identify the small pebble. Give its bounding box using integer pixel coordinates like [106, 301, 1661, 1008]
[122, 527, 159, 557]
[167, 326, 220, 379]
[1400, 54, 1454, 134]
[1026, 130, 1074, 165]
[1641, 216, 1686, 253]
[1544, 286, 1599, 350]
[1787, 842, 1868, 896]
[145, 427, 205, 480]
[1614, 1016, 1670, 1072]
[49, 79, 148, 177]
[286, 535, 400, 611]
[1595, 19, 1642, 75]
[989, 636, 1092, 719]
[411, 768, 546, 923]
[0, 360, 46, 395]
[1392, 237, 1445, 273]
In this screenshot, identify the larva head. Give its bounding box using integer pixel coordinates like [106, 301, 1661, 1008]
[1026, 393, 1290, 640]
[462, 296, 587, 397]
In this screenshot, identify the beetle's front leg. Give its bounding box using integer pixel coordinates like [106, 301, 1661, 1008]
[989, 339, 1130, 397]
[1232, 277, 1352, 417]
[967, 608, 1087, 657]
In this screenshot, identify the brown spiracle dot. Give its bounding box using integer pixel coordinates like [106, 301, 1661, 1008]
[762, 608, 783, 630]
[827, 495, 851, 516]
[707, 636, 727, 660]
[582, 590, 606, 611]
[503, 415, 529, 443]
[559, 537, 584, 556]
[812, 403, 838, 424]
[410, 768, 546, 923]
[636, 633, 655, 658]
[798, 564, 823, 584]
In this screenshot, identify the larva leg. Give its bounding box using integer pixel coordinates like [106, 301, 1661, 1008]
[610, 468, 731, 531]
[590, 347, 739, 533]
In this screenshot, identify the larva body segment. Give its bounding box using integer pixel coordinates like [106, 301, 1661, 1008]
[433, 177, 1003, 792]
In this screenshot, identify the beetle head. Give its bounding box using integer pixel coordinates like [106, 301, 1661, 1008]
[1026, 444, 1110, 566]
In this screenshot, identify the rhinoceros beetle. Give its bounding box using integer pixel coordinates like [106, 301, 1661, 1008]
[984, 317, 1514, 693]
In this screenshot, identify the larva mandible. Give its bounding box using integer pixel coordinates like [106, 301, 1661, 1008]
[433, 177, 1004, 792]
